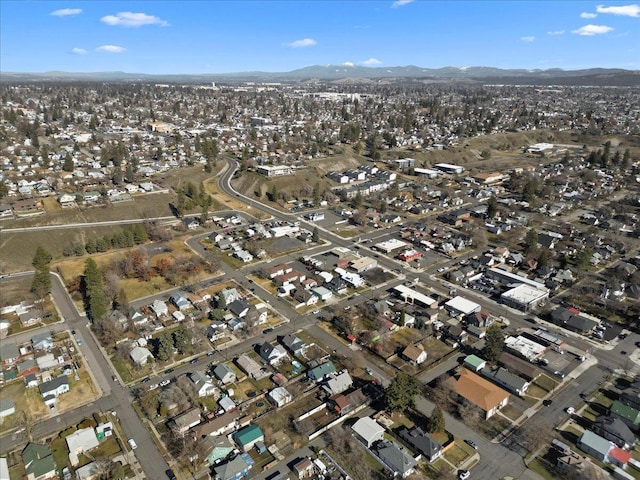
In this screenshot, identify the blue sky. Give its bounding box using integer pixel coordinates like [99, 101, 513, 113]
[1, 1, 638, 73]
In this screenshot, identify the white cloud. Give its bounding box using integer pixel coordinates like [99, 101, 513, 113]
[50, 8, 82, 17]
[580, 12, 598, 18]
[392, 0, 414, 7]
[100, 12, 169, 27]
[285, 38, 317, 47]
[342, 62, 355, 67]
[572, 24, 614, 35]
[521, 36, 536, 42]
[596, 4, 640, 17]
[96, 45, 126, 53]
[547, 30, 565, 35]
[71, 48, 87, 55]
[362, 58, 382, 65]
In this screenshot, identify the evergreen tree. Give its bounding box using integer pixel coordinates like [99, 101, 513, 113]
[32, 246, 52, 270]
[384, 372, 419, 412]
[83, 258, 107, 320]
[482, 324, 505, 362]
[173, 326, 191, 354]
[312, 227, 320, 243]
[62, 152, 74, 172]
[427, 406, 445, 433]
[487, 196, 498, 219]
[524, 228, 539, 255]
[155, 332, 174, 362]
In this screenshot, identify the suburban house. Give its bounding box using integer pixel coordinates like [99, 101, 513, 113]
[453, 369, 509, 419]
[236, 354, 263, 379]
[150, 299, 169, 318]
[233, 425, 264, 452]
[258, 342, 289, 365]
[35, 353, 58, 371]
[610, 401, 640, 432]
[402, 344, 428, 365]
[281, 334, 308, 357]
[463, 354, 487, 372]
[352, 416, 385, 448]
[218, 396, 237, 413]
[0, 341, 20, 365]
[307, 361, 336, 382]
[268, 387, 293, 407]
[189, 371, 218, 397]
[31, 333, 53, 351]
[22, 442, 56, 480]
[480, 366, 530, 396]
[66, 427, 100, 466]
[498, 352, 542, 381]
[323, 371, 353, 396]
[39, 375, 70, 407]
[0, 398, 15, 418]
[592, 416, 636, 449]
[169, 408, 202, 435]
[203, 436, 235, 466]
[577, 430, 615, 463]
[195, 411, 240, 438]
[129, 346, 153, 366]
[169, 293, 191, 311]
[399, 427, 443, 463]
[213, 364, 237, 385]
[212, 452, 254, 480]
[292, 457, 315, 478]
[375, 440, 418, 478]
[228, 299, 250, 318]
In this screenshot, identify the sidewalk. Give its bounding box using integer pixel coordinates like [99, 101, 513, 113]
[491, 356, 599, 444]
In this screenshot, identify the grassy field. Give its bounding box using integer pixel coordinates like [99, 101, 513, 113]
[56, 370, 100, 413]
[533, 374, 559, 393]
[0, 380, 49, 435]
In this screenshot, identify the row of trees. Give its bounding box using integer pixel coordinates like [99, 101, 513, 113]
[62, 224, 149, 257]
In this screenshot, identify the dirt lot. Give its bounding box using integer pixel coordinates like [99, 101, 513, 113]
[0, 380, 49, 435]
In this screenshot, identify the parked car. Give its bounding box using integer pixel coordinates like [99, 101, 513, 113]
[159, 379, 171, 387]
[128, 438, 137, 450]
[566, 407, 575, 414]
[458, 470, 470, 480]
[464, 439, 478, 450]
[263, 327, 273, 334]
[165, 469, 177, 480]
[543, 399, 553, 406]
[554, 370, 565, 379]
[190, 358, 199, 364]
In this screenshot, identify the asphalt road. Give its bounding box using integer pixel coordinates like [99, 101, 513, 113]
[2, 157, 633, 480]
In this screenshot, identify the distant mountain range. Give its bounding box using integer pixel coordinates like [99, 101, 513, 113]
[1, 65, 639, 86]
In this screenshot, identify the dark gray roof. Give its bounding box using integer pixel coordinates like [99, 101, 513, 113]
[399, 427, 442, 459]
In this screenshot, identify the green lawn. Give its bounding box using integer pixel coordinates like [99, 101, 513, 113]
[443, 444, 472, 467]
[51, 437, 70, 471]
[501, 404, 524, 421]
[533, 374, 559, 392]
[527, 458, 560, 480]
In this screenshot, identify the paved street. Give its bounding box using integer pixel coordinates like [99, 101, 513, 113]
[2, 156, 636, 480]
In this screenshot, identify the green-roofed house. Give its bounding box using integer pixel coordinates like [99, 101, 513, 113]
[463, 355, 487, 372]
[610, 401, 640, 431]
[22, 442, 56, 480]
[233, 425, 264, 452]
[307, 361, 336, 382]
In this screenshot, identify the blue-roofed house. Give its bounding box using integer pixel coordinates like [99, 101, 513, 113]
[307, 361, 336, 382]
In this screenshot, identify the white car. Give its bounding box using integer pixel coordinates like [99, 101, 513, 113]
[159, 379, 171, 387]
[128, 438, 137, 450]
[566, 407, 575, 415]
[312, 310, 320, 315]
[148, 383, 159, 391]
[458, 470, 470, 480]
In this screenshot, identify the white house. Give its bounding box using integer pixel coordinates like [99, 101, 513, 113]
[130, 346, 153, 366]
[66, 427, 99, 466]
[268, 387, 293, 407]
[352, 417, 385, 448]
[150, 300, 169, 318]
[189, 371, 218, 397]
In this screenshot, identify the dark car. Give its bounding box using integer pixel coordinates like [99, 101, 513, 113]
[71, 329, 76, 335]
[190, 358, 199, 364]
[464, 439, 478, 450]
[165, 368, 174, 374]
[165, 469, 177, 480]
[543, 399, 553, 406]
[141, 377, 151, 383]
[263, 328, 273, 334]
